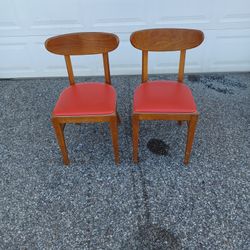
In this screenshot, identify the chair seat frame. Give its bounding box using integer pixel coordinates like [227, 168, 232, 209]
[52, 113, 120, 165]
[132, 112, 198, 164]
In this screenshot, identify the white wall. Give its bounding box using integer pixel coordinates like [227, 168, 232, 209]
[0, 0, 250, 78]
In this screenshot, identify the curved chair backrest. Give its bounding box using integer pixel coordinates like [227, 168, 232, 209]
[45, 32, 119, 85]
[130, 28, 204, 82]
[45, 32, 119, 55]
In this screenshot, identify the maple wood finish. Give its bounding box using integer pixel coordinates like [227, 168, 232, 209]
[130, 28, 204, 164]
[45, 32, 120, 165]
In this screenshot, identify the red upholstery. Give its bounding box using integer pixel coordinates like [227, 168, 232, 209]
[133, 80, 197, 113]
[53, 83, 116, 116]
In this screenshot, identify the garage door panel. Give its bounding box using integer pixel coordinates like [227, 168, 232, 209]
[151, 0, 214, 29]
[0, 37, 35, 77]
[207, 29, 250, 72]
[26, 0, 85, 36]
[109, 33, 141, 75]
[0, 0, 26, 37]
[87, 0, 148, 33]
[0, 1, 250, 78]
[215, 0, 250, 29]
[35, 45, 66, 76]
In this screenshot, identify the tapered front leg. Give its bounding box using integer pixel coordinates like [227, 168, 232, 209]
[52, 118, 69, 165]
[109, 116, 120, 164]
[132, 114, 140, 163]
[184, 115, 198, 165]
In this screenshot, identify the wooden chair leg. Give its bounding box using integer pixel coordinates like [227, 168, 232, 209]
[184, 115, 198, 165]
[52, 118, 69, 165]
[132, 114, 140, 163]
[109, 116, 120, 164]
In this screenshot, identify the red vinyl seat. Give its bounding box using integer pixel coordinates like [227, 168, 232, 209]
[134, 80, 197, 113]
[53, 83, 116, 116]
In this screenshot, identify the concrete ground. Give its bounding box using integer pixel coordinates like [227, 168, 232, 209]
[0, 72, 249, 249]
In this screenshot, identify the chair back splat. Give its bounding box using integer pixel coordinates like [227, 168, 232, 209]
[45, 32, 119, 85]
[130, 28, 204, 82]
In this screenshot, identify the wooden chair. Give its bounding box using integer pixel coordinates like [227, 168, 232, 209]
[45, 32, 120, 165]
[130, 28, 204, 164]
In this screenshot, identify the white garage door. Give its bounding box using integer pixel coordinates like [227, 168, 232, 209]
[1, 0, 250, 78]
